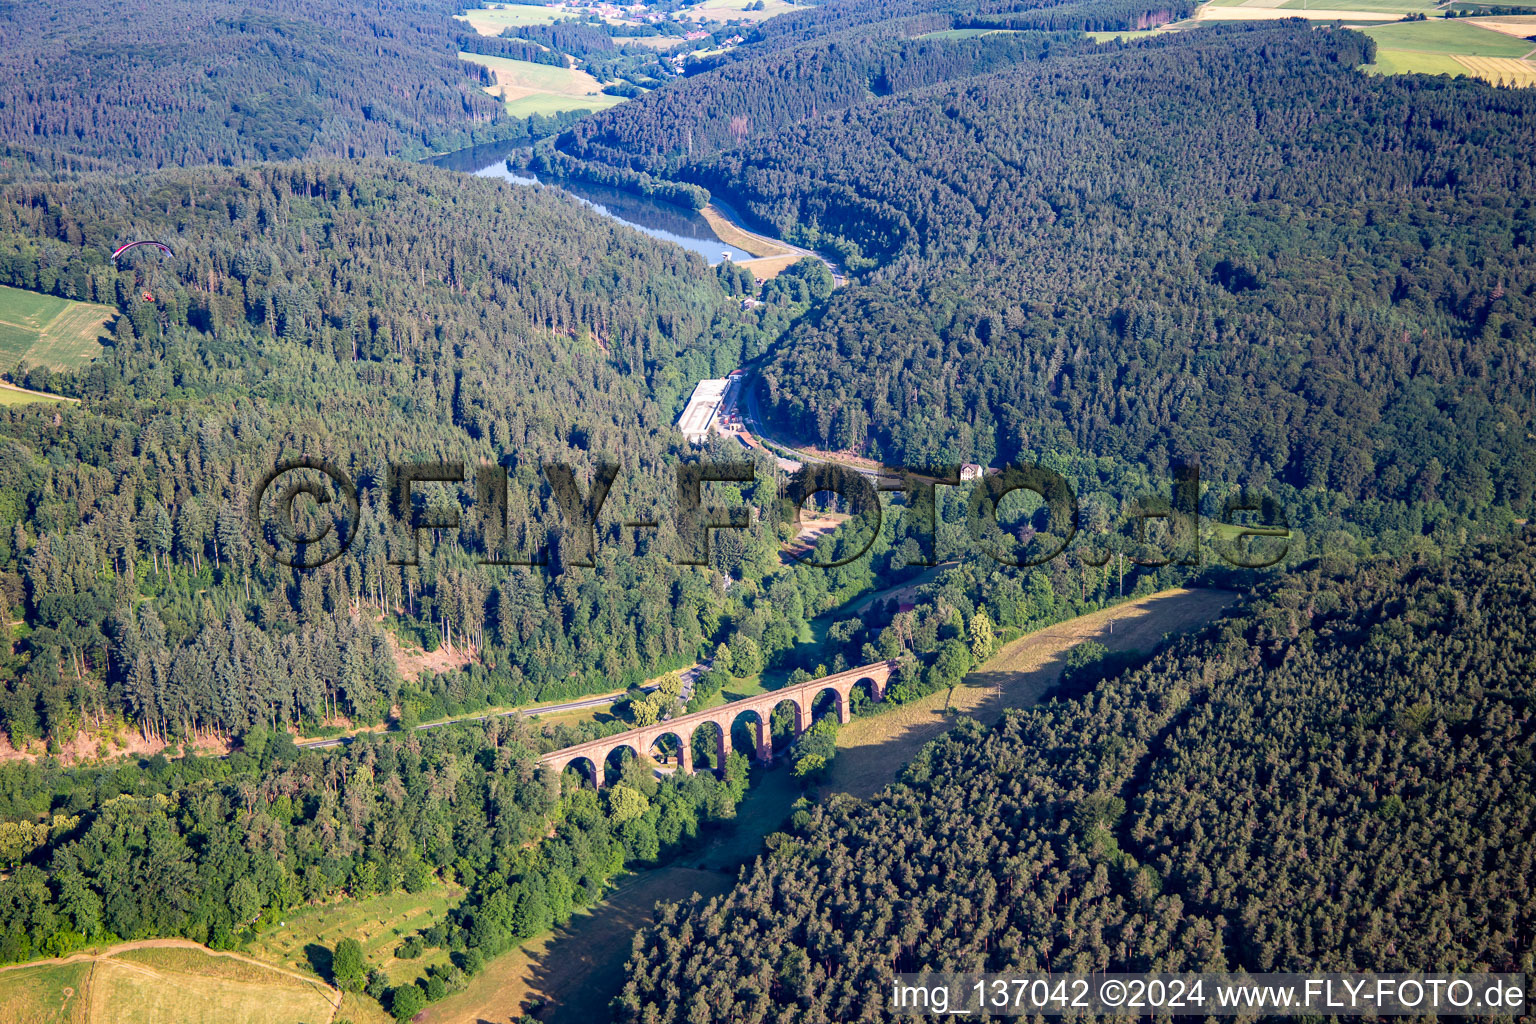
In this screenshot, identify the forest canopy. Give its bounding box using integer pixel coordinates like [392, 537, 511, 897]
[594, 24, 1535, 526]
[0, 0, 510, 176]
[617, 535, 1536, 1021]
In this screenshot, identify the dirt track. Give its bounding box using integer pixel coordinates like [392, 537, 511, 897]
[0, 938, 343, 1023]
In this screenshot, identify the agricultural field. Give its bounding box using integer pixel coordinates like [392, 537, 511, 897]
[1279, 0, 1438, 11]
[1199, 3, 1403, 19]
[1362, 16, 1536, 83]
[1363, 16, 1535, 53]
[1452, 53, 1536, 81]
[454, 2, 611, 35]
[458, 52, 625, 117]
[1459, 13, 1536, 36]
[0, 284, 112, 372]
[0, 942, 339, 1024]
[0, 957, 92, 1024]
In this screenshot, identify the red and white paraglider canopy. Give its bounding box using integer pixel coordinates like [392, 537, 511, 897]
[110, 240, 173, 262]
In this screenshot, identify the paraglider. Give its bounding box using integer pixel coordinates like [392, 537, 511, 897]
[110, 240, 173, 262]
[111, 240, 173, 305]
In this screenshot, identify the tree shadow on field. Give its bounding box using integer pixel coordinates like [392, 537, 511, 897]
[303, 942, 333, 983]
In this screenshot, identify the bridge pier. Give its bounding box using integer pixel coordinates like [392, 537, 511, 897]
[677, 738, 693, 775]
[754, 717, 773, 763]
[715, 726, 730, 777]
[836, 692, 852, 725]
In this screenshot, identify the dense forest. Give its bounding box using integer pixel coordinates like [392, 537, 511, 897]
[0, 1, 1529, 1018]
[617, 534, 1536, 1022]
[0, 160, 732, 745]
[0, 0, 512, 176]
[670, 25, 1535, 524]
[554, 21, 1535, 576]
[2, 159, 1089, 753]
[552, 0, 1195, 177]
[554, 32, 1092, 174]
[0, 708, 752, 1019]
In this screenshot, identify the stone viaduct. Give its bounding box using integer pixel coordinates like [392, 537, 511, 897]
[538, 660, 900, 787]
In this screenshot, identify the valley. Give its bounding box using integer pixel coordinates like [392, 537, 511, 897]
[0, 0, 1530, 1022]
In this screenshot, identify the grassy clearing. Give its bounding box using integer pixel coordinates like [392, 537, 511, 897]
[455, 3, 585, 34]
[681, 0, 799, 21]
[1362, 17, 1535, 53]
[458, 52, 625, 117]
[1365, 47, 1474, 74]
[917, 27, 1015, 38]
[0, 284, 113, 372]
[825, 587, 1238, 800]
[87, 948, 336, 1024]
[0, 943, 338, 1024]
[525, 703, 620, 730]
[504, 91, 625, 116]
[0, 958, 92, 1023]
[0, 382, 71, 406]
[245, 885, 461, 987]
[1086, 27, 1175, 39]
[736, 254, 801, 280]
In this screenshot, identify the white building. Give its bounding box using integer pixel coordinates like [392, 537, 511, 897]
[678, 378, 730, 444]
[960, 463, 984, 481]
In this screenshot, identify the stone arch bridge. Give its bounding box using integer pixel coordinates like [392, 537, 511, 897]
[538, 660, 899, 787]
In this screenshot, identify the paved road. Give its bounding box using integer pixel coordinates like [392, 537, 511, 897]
[295, 662, 709, 750]
[734, 365, 898, 484]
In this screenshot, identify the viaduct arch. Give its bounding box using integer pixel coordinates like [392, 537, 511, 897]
[538, 660, 899, 788]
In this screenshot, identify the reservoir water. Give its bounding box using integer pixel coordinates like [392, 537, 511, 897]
[428, 140, 753, 263]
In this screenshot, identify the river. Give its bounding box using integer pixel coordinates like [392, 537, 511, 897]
[427, 140, 754, 263]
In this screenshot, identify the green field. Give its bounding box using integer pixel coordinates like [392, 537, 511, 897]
[679, 0, 800, 19]
[1362, 17, 1536, 53]
[459, 51, 627, 117]
[245, 885, 461, 989]
[1086, 27, 1175, 39]
[0, 383, 68, 406]
[504, 91, 625, 116]
[1364, 47, 1475, 74]
[0, 944, 338, 1024]
[0, 284, 113, 372]
[455, 3, 586, 34]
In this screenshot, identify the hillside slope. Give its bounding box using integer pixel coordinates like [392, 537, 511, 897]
[617, 534, 1536, 1021]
